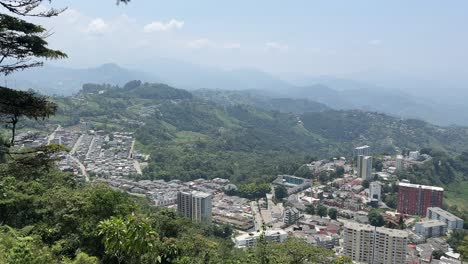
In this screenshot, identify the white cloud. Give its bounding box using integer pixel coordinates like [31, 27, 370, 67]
[84, 18, 109, 34]
[369, 39, 383, 46]
[223, 43, 241, 49]
[187, 38, 217, 49]
[144, 19, 184, 32]
[265, 42, 289, 51]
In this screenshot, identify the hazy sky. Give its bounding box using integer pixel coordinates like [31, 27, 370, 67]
[27, 0, 468, 78]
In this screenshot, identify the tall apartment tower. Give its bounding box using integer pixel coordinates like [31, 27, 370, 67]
[177, 191, 212, 223]
[357, 155, 373, 180]
[369, 181, 382, 201]
[355, 145, 370, 156]
[177, 191, 193, 219]
[396, 155, 404, 171]
[343, 222, 408, 264]
[397, 182, 443, 216]
[191, 191, 212, 223]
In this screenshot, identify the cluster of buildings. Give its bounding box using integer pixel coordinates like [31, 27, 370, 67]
[13, 125, 145, 179]
[100, 177, 256, 229]
[27, 126, 460, 263]
[13, 131, 49, 147]
[415, 207, 464, 239]
[18, 126, 464, 264]
[71, 130, 142, 177]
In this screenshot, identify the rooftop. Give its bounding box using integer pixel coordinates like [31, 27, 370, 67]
[345, 222, 409, 238]
[417, 220, 446, 228]
[235, 229, 287, 241]
[355, 145, 370, 150]
[191, 191, 212, 198]
[376, 226, 409, 238]
[398, 182, 444, 191]
[428, 207, 463, 221]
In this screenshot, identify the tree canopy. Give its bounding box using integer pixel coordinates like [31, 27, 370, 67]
[317, 204, 328, 218]
[0, 86, 57, 146]
[368, 209, 385, 227]
[0, 14, 67, 75]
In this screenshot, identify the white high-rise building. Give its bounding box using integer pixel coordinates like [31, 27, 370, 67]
[177, 191, 212, 223]
[343, 222, 408, 264]
[355, 145, 370, 156]
[177, 191, 192, 219]
[369, 181, 382, 201]
[358, 155, 373, 180]
[396, 155, 404, 171]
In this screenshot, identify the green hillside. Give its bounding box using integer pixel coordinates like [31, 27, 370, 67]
[45, 82, 468, 210]
[301, 110, 468, 155]
[194, 89, 330, 114]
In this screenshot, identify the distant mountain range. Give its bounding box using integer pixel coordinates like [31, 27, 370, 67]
[2, 62, 467, 126]
[1, 63, 158, 96]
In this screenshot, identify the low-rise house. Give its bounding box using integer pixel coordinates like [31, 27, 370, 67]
[233, 229, 288, 248]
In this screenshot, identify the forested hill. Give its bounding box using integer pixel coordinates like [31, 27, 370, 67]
[300, 110, 468, 155]
[48, 81, 468, 184]
[193, 89, 330, 114]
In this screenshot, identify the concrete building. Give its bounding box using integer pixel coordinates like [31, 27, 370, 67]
[273, 175, 312, 195]
[409, 151, 420, 160]
[369, 181, 382, 201]
[358, 155, 373, 180]
[177, 191, 212, 223]
[415, 220, 447, 238]
[233, 229, 288, 248]
[396, 155, 404, 171]
[427, 207, 464, 231]
[355, 145, 370, 156]
[283, 207, 300, 225]
[312, 234, 339, 249]
[177, 191, 193, 219]
[192, 191, 213, 223]
[397, 182, 443, 216]
[343, 222, 408, 264]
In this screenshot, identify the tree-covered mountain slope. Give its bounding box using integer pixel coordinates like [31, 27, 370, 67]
[193, 89, 330, 114]
[44, 81, 468, 186]
[300, 110, 468, 155]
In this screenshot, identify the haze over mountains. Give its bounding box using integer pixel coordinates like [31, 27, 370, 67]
[3, 62, 467, 126]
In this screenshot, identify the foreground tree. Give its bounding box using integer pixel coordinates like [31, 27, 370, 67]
[0, 14, 67, 75]
[0, 87, 57, 146]
[98, 216, 178, 264]
[267, 238, 335, 264]
[0, 1, 65, 148]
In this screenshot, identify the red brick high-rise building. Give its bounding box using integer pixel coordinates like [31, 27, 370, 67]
[397, 182, 443, 216]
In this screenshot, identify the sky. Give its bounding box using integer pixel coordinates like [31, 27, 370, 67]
[23, 0, 468, 79]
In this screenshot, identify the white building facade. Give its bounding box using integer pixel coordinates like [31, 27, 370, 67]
[343, 222, 408, 264]
[426, 207, 464, 231]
